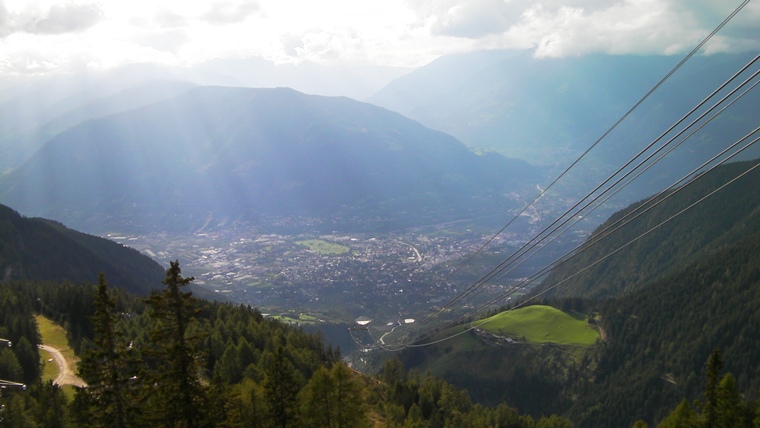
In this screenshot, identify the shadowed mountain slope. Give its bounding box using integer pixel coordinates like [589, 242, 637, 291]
[0, 203, 164, 295]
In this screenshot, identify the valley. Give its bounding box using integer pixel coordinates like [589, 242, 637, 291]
[108, 219, 583, 326]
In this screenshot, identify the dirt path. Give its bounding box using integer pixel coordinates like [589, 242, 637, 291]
[39, 344, 87, 388]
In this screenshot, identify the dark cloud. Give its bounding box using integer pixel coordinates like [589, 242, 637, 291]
[202, 0, 260, 25]
[23, 3, 103, 35]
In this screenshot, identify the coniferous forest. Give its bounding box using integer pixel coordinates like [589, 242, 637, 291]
[0, 262, 576, 428]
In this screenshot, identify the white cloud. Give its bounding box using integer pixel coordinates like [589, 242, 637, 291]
[22, 2, 102, 34]
[0, 1, 103, 37]
[135, 29, 190, 54]
[408, 0, 759, 57]
[201, 0, 260, 25]
[0, 0, 757, 77]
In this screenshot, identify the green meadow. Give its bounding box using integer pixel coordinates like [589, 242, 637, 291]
[477, 305, 598, 346]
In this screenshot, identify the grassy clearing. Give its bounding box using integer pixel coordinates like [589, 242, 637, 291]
[477, 305, 598, 346]
[36, 314, 79, 399]
[271, 313, 318, 325]
[296, 239, 350, 255]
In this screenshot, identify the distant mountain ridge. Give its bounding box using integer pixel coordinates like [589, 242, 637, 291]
[0, 203, 163, 294]
[370, 50, 759, 168]
[0, 86, 539, 234]
[0, 77, 196, 174]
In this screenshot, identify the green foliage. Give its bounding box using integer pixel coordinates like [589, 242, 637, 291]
[143, 260, 211, 427]
[0, 203, 163, 295]
[654, 350, 759, 428]
[263, 345, 303, 428]
[538, 159, 760, 300]
[298, 362, 369, 428]
[570, 229, 760, 426]
[75, 273, 142, 428]
[0, 266, 571, 427]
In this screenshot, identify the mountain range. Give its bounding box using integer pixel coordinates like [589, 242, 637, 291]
[0, 86, 538, 234]
[0, 47, 758, 427]
[369, 51, 760, 170]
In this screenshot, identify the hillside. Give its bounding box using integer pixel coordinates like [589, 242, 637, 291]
[0, 86, 539, 234]
[0, 203, 163, 295]
[536, 159, 760, 299]
[569, 225, 760, 426]
[478, 305, 598, 346]
[388, 159, 760, 426]
[0, 269, 573, 427]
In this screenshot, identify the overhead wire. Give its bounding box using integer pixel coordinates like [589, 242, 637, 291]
[408, 0, 753, 334]
[434, 58, 760, 315]
[443, 125, 760, 331]
[376, 1, 756, 349]
[408, 87, 760, 345]
[407, 130, 760, 348]
[407, 52, 760, 338]
[419, 0, 753, 327]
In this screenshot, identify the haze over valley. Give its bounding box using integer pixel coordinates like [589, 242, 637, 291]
[1, 1, 760, 425]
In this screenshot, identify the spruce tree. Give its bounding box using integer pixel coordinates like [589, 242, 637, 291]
[77, 273, 141, 428]
[144, 261, 210, 427]
[703, 348, 723, 428]
[263, 345, 302, 428]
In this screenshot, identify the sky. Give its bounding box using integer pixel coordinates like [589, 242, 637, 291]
[0, 0, 758, 77]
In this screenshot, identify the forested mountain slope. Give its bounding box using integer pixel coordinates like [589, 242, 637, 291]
[0, 269, 573, 427]
[536, 159, 760, 299]
[0, 203, 163, 295]
[392, 160, 760, 426]
[570, 224, 760, 426]
[535, 159, 760, 426]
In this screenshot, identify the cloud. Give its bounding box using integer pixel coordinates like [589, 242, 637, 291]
[135, 29, 190, 54]
[22, 2, 103, 35]
[285, 27, 366, 64]
[406, 0, 760, 57]
[202, 0, 260, 25]
[154, 8, 188, 28]
[0, 1, 103, 38]
[0, 2, 10, 37]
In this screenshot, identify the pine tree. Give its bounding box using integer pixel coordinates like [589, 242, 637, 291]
[703, 348, 723, 428]
[330, 362, 369, 428]
[299, 366, 334, 428]
[144, 261, 210, 427]
[77, 273, 141, 428]
[263, 346, 303, 428]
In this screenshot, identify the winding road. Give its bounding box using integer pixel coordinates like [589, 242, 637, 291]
[39, 344, 87, 387]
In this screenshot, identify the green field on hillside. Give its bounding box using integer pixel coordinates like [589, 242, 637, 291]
[477, 305, 598, 346]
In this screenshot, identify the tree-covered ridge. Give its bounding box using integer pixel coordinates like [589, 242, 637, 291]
[0, 265, 572, 427]
[0, 203, 164, 295]
[567, 225, 760, 427]
[633, 349, 760, 428]
[538, 159, 760, 299]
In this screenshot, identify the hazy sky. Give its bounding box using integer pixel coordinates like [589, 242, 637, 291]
[0, 0, 758, 76]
